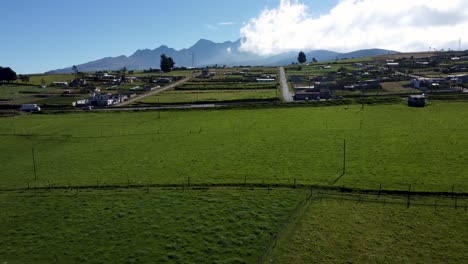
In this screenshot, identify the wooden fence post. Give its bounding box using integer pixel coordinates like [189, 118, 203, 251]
[407, 184, 411, 209]
[32, 147, 37, 181]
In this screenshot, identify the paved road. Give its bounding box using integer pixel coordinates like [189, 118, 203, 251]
[279, 67, 294, 102]
[116, 77, 191, 106]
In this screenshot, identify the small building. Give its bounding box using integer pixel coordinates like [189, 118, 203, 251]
[53, 81, 69, 87]
[70, 79, 86, 87]
[415, 61, 430, 67]
[410, 78, 445, 89]
[448, 74, 468, 84]
[125, 76, 138, 83]
[256, 78, 276, 83]
[293, 85, 315, 90]
[89, 93, 128, 106]
[344, 85, 356, 91]
[288, 75, 302, 83]
[408, 95, 427, 107]
[362, 79, 381, 89]
[156, 78, 173, 83]
[73, 99, 90, 107]
[294, 91, 320, 101]
[293, 89, 331, 101]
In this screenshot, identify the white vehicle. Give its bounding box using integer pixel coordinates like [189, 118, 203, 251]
[20, 104, 41, 112]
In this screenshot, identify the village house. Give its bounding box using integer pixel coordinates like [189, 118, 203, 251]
[408, 95, 427, 107]
[52, 81, 69, 87]
[410, 77, 446, 89]
[256, 78, 276, 83]
[89, 93, 128, 106]
[448, 74, 468, 84]
[293, 88, 331, 101]
[70, 78, 86, 87]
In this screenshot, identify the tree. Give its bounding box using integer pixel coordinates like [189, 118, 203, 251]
[120, 66, 127, 82]
[0, 67, 18, 83]
[160, 54, 175, 73]
[312, 57, 318, 63]
[19, 74, 30, 83]
[297, 51, 307, 64]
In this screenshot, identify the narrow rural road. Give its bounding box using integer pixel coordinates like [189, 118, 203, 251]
[279, 67, 294, 102]
[116, 77, 191, 106]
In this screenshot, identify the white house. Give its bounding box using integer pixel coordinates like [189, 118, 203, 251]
[53, 82, 69, 87]
[89, 94, 128, 106]
[410, 78, 445, 89]
[256, 78, 276, 83]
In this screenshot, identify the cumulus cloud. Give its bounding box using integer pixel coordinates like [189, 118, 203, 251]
[240, 0, 468, 55]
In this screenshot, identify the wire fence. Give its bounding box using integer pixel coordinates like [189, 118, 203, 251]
[256, 187, 467, 264]
[1, 177, 466, 264]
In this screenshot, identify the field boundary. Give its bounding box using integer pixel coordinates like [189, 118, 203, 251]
[257, 190, 314, 263]
[1, 182, 467, 197]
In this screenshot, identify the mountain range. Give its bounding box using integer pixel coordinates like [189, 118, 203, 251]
[47, 39, 398, 74]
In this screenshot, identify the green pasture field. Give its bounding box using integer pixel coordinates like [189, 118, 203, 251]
[0, 85, 83, 105]
[0, 102, 467, 191]
[271, 198, 467, 264]
[176, 82, 277, 90]
[28, 74, 75, 86]
[0, 188, 305, 263]
[381, 81, 419, 94]
[136, 90, 278, 104]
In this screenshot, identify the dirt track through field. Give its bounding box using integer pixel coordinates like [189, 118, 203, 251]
[116, 77, 191, 106]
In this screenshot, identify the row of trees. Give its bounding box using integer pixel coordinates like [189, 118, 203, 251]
[0, 67, 17, 83]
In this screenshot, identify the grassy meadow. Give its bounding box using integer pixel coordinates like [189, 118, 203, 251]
[0, 188, 305, 263]
[0, 102, 467, 191]
[0, 84, 84, 105]
[136, 90, 278, 104]
[28, 74, 75, 86]
[271, 198, 467, 263]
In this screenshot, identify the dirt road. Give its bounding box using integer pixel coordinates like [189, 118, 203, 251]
[116, 77, 191, 106]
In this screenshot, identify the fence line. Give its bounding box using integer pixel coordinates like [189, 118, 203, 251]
[3, 176, 466, 197]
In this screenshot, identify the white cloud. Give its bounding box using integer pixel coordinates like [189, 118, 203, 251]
[240, 0, 468, 55]
[206, 22, 236, 30]
[218, 22, 236, 26]
[206, 24, 218, 30]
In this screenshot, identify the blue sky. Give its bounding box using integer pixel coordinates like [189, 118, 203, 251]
[1, 0, 337, 73]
